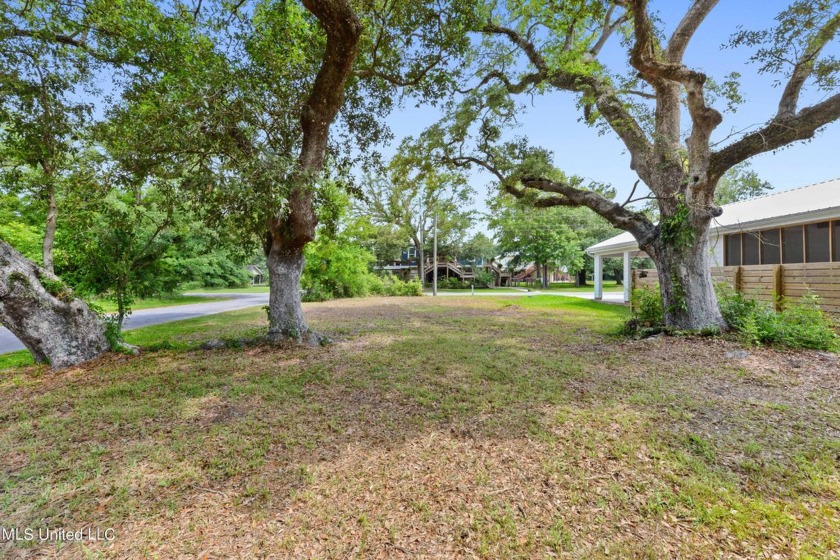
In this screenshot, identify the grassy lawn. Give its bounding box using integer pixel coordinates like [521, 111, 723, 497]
[1, 296, 838, 558]
[90, 294, 230, 313]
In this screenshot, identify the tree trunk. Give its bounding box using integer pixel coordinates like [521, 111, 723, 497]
[646, 234, 725, 330]
[575, 269, 587, 287]
[42, 186, 58, 274]
[261, 0, 361, 344]
[266, 246, 311, 343]
[0, 240, 108, 367]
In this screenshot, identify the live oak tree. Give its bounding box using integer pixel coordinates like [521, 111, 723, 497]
[0, 0, 176, 365]
[106, 0, 475, 342]
[261, 1, 474, 339]
[1, 0, 179, 273]
[431, 0, 840, 329]
[0, 31, 87, 275]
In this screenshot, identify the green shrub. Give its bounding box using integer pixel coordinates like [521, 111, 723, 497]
[438, 277, 471, 289]
[630, 285, 664, 327]
[381, 276, 423, 296]
[364, 274, 386, 296]
[305, 272, 421, 302]
[718, 285, 838, 351]
[624, 282, 838, 352]
[716, 283, 761, 331]
[473, 268, 495, 288]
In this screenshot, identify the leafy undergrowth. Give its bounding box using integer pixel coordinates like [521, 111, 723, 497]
[1, 296, 838, 558]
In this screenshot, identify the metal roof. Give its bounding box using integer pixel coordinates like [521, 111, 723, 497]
[587, 177, 840, 256]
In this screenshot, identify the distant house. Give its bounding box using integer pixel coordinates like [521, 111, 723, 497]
[494, 255, 571, 286]
[375, 245, 512, 286]
[245, 265, 265, 285]
[586, 178, 840, 312]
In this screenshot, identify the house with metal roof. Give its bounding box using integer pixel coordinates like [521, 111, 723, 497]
[585, 178, 840, 305]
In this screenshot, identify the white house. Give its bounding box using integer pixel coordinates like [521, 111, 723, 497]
[586, 178, 840, 303]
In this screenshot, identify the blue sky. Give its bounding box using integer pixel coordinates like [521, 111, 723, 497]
[381, 0, 840, 223]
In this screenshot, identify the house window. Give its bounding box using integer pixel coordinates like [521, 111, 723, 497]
[782, 226, 804, 264]
[834, 220, 840, 262]
[806, 222, 831, 263]
[407, 247, 417, 259]
[760, 229, 781, 265]
[725, 233, 741, 266]
[742, 233, 759, 265]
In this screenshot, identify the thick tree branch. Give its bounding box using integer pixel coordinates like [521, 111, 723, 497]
[482, 22, 549, 72]
[478, 20, 654, 182]
[514, 177, 655, 243]
[777, 11, 840, 118]
[627, 0, 715, 88]
[627, 0, 723, 196]
[9, 27, 126, 64]
[270, 0, 362, 252]
[590, 5, 629, 56]
[355, 53, 442, 87]
[461, 69, 545, 95]
[664, 0, 720, 63]
[710, 91, 840, 178]
[446, 154, 654, 245]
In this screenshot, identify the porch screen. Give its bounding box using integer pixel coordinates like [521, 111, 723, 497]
[725, 234, 741, 266]
[806, 222, 831, 263]
[742, 233, 759, 265]
[760, 229, 781, 265]
[782, 226, 804, 264]
[835, 221, 840, 262]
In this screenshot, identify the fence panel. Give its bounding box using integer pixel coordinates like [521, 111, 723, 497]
[633, 262, 840, 315]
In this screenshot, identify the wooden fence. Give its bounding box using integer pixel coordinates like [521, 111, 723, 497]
[631, 262, 840, 314]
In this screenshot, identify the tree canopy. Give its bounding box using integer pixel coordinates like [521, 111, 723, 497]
[420, 0, 840, 329]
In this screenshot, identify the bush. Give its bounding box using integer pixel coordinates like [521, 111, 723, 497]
[716, 284, 838, 350]
[630, 285, 664, 327]
[364, 274, 386, 296]
[473, 268, 496, 288]
[438, 277, 471, 289]
[623, 283, 838, 352]
[305, 272, 422, 302]
[716, 283, 761, 331]
[380, 275, 423, 296]
[737, 294, 838, 351]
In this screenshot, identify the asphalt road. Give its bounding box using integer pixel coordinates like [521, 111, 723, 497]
[0, 293, 269, 356]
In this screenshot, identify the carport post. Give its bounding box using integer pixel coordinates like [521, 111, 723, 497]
[623, 251, 631, 303]
[594, 254, 603, 300]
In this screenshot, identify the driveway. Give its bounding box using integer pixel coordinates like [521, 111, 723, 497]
[0, 293, 269, 356]
[425, 288, 627, 304]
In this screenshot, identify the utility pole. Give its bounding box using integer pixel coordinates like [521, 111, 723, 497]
[432, 214, 438, 296]
[419, 220, 424, 288]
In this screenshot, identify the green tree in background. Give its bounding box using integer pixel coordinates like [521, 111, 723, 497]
[0, 193, 41, 259]
[359, 147, 474, 283]
[460, 232, 497, 264]
[714, 162, 773, 205]
[490, 198, 582, 289]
